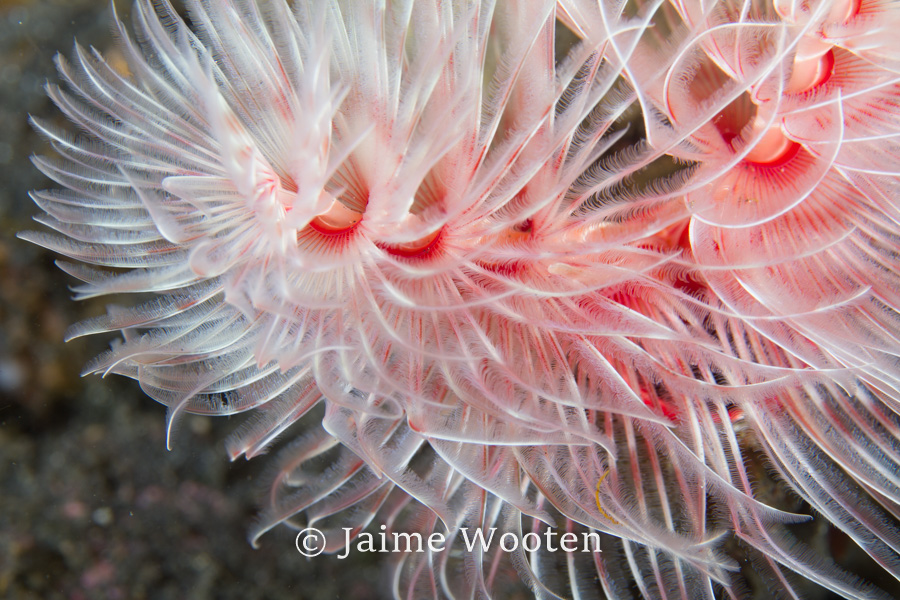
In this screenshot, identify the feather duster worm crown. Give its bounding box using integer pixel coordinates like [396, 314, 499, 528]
[21, 0, 900, 598]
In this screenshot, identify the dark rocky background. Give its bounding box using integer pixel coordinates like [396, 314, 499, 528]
[0, 1, 382, 598]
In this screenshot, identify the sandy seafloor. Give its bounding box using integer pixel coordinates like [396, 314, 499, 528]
[1, 1, 899, 600]
[0, 1, 383, 598]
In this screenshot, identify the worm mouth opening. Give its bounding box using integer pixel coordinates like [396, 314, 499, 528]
[380, 227, 443, 259]
[787, 48, 836, 94]
[744, 128, 801, 167]
[309, 201, 363, 234]
[832, 0, 862, 22]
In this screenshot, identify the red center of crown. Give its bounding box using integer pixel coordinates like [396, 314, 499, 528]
[309, 201, 363, 234]
[381, 228, 442, 258]
[744, 127, 801, 167]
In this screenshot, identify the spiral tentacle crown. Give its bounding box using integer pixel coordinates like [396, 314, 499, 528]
[23, 0, 900, 598]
